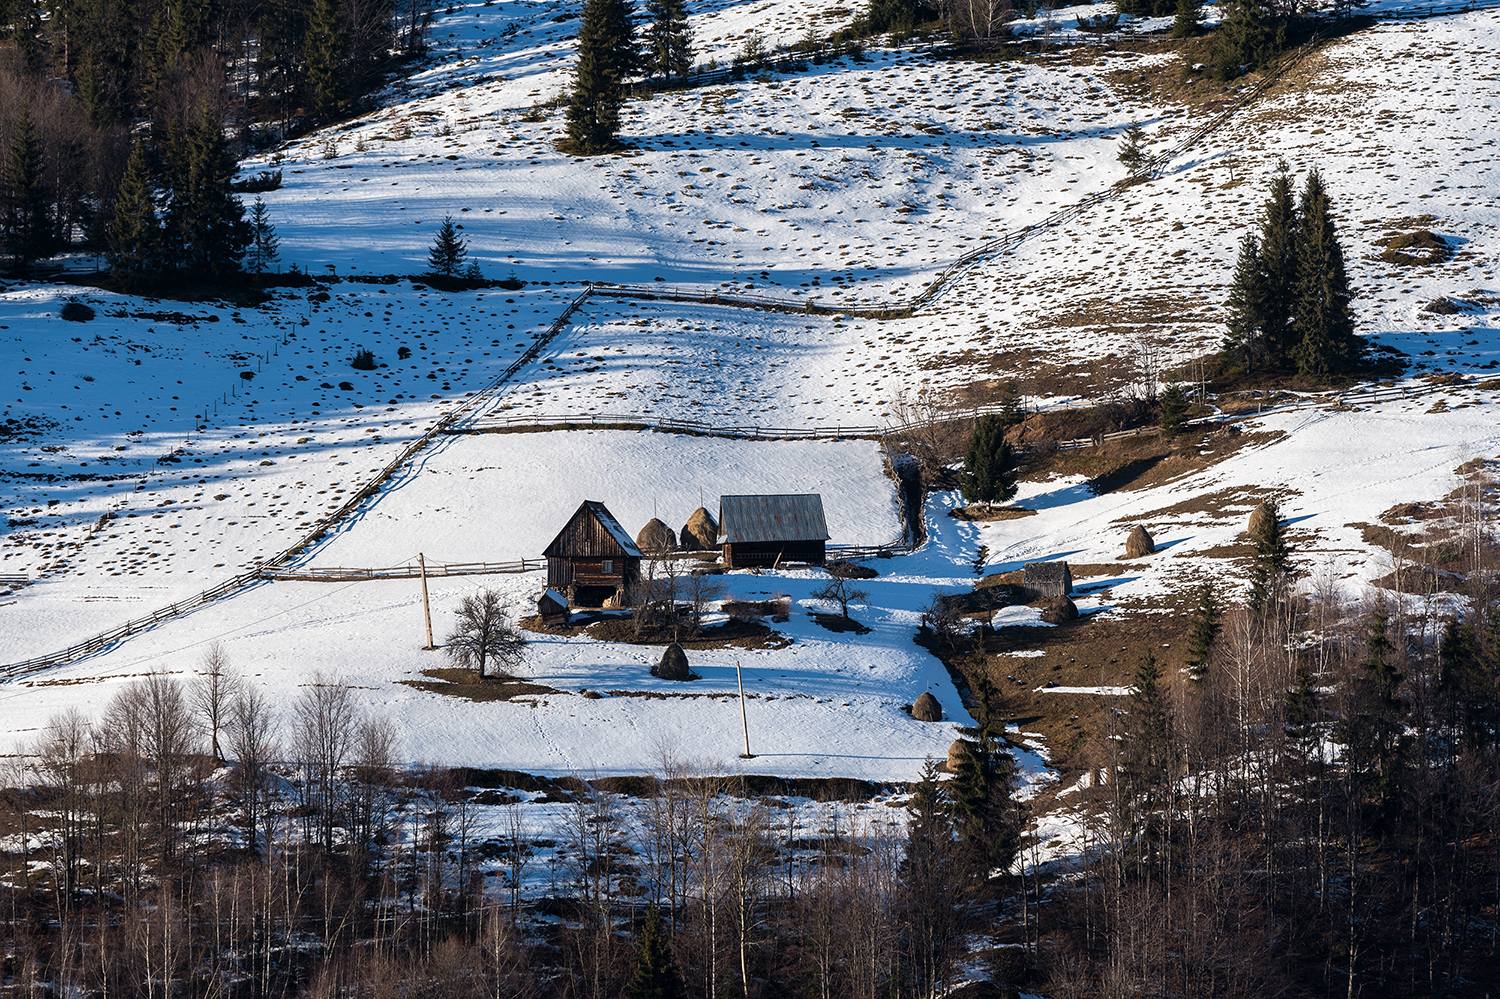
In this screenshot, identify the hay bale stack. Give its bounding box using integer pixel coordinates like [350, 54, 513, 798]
[637, 517, 678, 554]
[912, 691, 942, 722]
[1040, 596, 1079, 624]
[947, 739, 968, 771]
[1125, 525, 1156, 558]
[653, 643, 692, 681]
[1247, 501, 1274, 538]
[681, 506, 719, 551]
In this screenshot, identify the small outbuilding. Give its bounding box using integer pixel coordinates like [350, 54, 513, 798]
[537, 588, 571, 628]
[544, 500, 643, 608]
[1023, 561, 1072, 600]
[718, 493, 829, 569]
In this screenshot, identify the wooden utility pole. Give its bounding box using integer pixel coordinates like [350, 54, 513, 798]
[419, 553, 435, 650]
[736, 660, 754, 758]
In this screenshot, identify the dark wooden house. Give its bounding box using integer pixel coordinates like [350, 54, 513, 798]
[544, 501, 643, 608]
[1022, 561, 1072, 600]
[718, 494, 829, 569]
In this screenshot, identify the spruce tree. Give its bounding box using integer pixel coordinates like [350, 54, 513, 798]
[1120, 653, 1174, 833]
[427, 215, 468, 277]
[1258, 165, 1299, 364]
[1158, 383, 1188, 437]
[168, 113, 250, 280]
[644, 0, 693, 80]
[3, 111, 49, 271]
[1292, 168, 1359, 378]
[1247, 497, 1292, 615]
[960, 414, 1018, 507]
[947, 682, 1020, 874]
[567, 0, 631, 155]
[1223, 231, 1270, 370]
[1207, 0, 1284, 81]
[623, 911, 688, 999]
[1171, 0, 1203, 37]
[108, 142, 163, 289]
[304, 0, 347, 120]
[1184, 584, 1221, 681]
[1339, 602, 1405, 809]
[1116, 124, 1147, 173]
[246, 197, 280, 274]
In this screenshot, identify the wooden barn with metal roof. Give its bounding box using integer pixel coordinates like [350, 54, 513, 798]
[718, 494, 829, 569]
[543, 500, 643, 607]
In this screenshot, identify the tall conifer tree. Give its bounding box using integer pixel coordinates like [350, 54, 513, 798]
[167, 114, 249, 279]
[1293, 169, 1358, 377]
[1224, 231, 1270, 370]
[1258, 165, 1299, 362]
[3, 111, 49, 271]
[960, 414, 1018, 507]
[109, 141, 163, 288]
[304, 0, 347, 120]
[566, 0, 639, 154]
[644, 0, 693, 79]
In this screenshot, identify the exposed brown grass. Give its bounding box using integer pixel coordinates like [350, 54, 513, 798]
[398, 668, 560, 703]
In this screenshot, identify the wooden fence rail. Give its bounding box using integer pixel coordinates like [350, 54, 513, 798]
[261, 559, 545, 582]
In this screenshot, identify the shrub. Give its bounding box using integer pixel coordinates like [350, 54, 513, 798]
[60, 302, 95, 322]
[351, 348, 376, 370]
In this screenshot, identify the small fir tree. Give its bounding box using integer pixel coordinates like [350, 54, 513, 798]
[1184, 584, 1221, 681]
[644, 0, 694, 79]
[1223, 231, 1271, 370]
[108, 142, 164, 288]
[622, 911, 688, 999]
[1247, 497, 1292, 615]
[947, 682, 1020, 873]
[427, 215, 468, 277]
[1116, 123, 1148, 173]
[246, 197, 280, 274]
[998, 379, 1025, 425]
[1159, 383, 1189, 437]
[1171, 0, 1203, 37]
[1292, 168, 1359, 377]
[960, 414, 1018, 508]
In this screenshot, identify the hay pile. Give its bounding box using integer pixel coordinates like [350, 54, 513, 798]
[947, 739, 968, 771]
[1247, 501, 1274, 538]
[652, 643, 692, 681]
[1125, 525, 1155, 557]
[681, 506, 719, 550]
[637, 518, 678, 554]
[912, 691, 942, 722]
[1040, 596, 1079, 624]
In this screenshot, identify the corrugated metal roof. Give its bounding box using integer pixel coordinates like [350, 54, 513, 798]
[718, 494, 829, 544]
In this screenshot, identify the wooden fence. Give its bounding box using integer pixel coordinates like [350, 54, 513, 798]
[260, 558, 545, 582]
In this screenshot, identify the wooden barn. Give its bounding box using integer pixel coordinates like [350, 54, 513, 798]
[1022, 561, 1072, 600]
[543, 501, 643, 608]
[718, 494, 829, 569]
[537, 588, 571, 627]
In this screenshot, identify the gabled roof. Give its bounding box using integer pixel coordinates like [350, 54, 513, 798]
[539, 588, 569, 610]
[1022, 561, 1070, 582]
[543, 501, 644, 558]
[718, 494, 829, 545]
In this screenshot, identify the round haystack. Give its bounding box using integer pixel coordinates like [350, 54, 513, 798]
[637, 517, 678, 554]
[947, 739, 968, 771]
[1040, 596, 1079, 624]
[1247, 501, 1274, 538]
[1125, 525, 1156, 558]
[681, 506, 719, 551]
[912, 691, 942, 722]
[653, 643, 692, 681]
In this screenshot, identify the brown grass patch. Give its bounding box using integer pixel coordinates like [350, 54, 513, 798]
[586, 618, 792, 650]
[399, 668, 559, 703]
[949, 505, 1037, 522]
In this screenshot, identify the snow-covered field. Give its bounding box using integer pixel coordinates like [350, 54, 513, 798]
[4, 0, 1500, 824]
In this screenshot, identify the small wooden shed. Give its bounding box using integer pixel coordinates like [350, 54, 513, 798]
[544, 501, 643, 608]
[537, 588, 571, 627]
[718, 494, 829, 569]
[1023, 561, 1072, 600]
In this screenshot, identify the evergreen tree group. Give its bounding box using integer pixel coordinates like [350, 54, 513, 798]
[1224, 166, 1360, 378]
[1207, 0, 1286, 79]
[960, 414, 1018, 508]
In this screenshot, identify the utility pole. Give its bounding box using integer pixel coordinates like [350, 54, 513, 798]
[419, 553, 435, 650]
[736, 660, 753, 758]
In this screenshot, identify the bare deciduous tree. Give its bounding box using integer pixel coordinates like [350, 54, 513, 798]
[812, 564, 870, 620]
[192, 642, 240, 762]
[228, 685, 278, 854]
[446, 589, 528, 679]
[293, 672, 361, 850]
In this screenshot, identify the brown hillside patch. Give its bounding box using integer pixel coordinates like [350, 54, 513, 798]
[399, 668, 559, 703]
[586, 618, 792, 650]
[950, 505, 1037, 522]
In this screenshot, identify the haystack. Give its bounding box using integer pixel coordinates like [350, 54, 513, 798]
[1125, 525, 1156, 558]
[653, 643, 692, 681]
[947, 739, 968, 771]
[637, 517, 678, 554]
[681, 506, 719, 551]
[1247, 501, 1274, 538]
[1040, 596, 1079, 624]
[912, 691, 942, 722]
